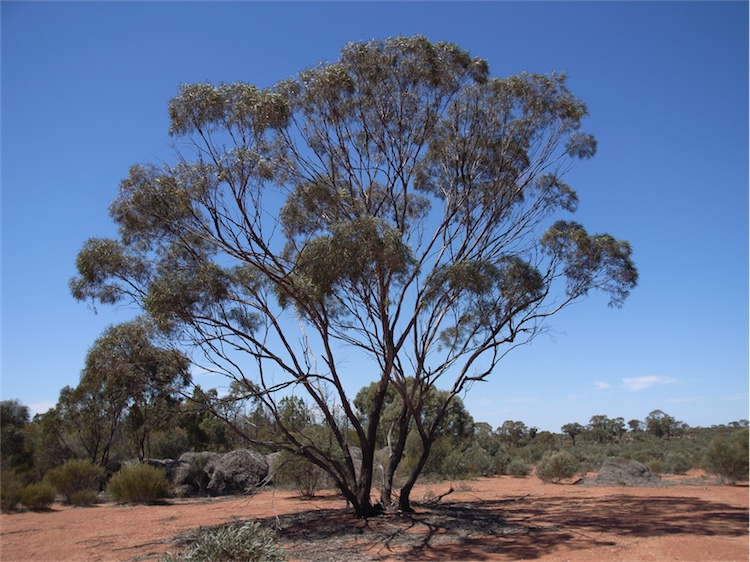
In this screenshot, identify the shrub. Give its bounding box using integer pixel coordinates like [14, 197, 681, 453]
[646, 459, 665, 478]
[703, 429, 749, 484]
[439, 448, 469, 479]
[492, 447, 512, 475]
[1, 470, 23, 512]
[19, 482, 56, 510]
[506, 458, 531, 478]
[162, 520, 286, 562]
[107, 463, 172, 504]
[69, 489, 100, 506]
[274, 452, 326, 498]
[535, 451, 579, 483]
[149, 427, 190, 460]
[45, 459, 106, 504]
[464, 444, 495, 477]
[664, 451, 692, 475]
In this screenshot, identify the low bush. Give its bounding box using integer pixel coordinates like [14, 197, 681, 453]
[70, 489, 100, 506]
[438, 448, 469, 479]
[703, 429, 749, 484]
[19, 482, 56, 510]
[274, 452, 326, 498]
[45, 459, 106, 505]
[535, 451, 579, 483]
[492, 447, 512, 475]
[464, 444, 495, 477]
[506, 458, 531, 478]
[664, 451, 692, 475]
[646, 459, 665, 478]
[162, 520, 286, 562]
[107, 463, 172, 504]
[1, 470, 23, 512]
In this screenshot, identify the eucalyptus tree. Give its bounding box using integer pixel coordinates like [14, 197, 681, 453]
[71, 36, 637, 516]
[53, 320, 190, 465]
[645, 409, 683, 440]
[561, 422, 585, 446]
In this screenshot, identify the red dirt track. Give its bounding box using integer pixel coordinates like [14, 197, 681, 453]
[1, 471, 747, 561]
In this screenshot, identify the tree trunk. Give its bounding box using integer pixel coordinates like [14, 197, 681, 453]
[380, 404, 410, 507]
[398, 438, 433, 513]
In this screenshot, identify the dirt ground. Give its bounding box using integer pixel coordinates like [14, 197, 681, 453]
[1, 470, 747, 561]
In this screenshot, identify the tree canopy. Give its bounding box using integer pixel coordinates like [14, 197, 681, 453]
[71, 36, 637, 516]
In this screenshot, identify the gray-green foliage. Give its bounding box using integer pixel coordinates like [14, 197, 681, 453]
[162, 520, 286, 562]
[664, 451, 692, 475]
[1, 470, 24, 512]
[18, 482, 56, 510]
[703, 428, 749, 484]
[507, 458, 532, 478]
[70, 36, 636, 517]
[274, 452, 328, 498]
[107, 463, 172, 504]
[44, 459, 106, 504]
[535, 451, 579, 483]
[0, 400, 34, 478]
[43, 321, 190, 469]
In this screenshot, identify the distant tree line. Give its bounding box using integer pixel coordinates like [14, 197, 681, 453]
[3, 367, 748, 512]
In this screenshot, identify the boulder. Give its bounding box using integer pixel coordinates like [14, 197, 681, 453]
[144, 458, 184, 481]
[587, 459, 658, 486]
[206, 449, 269, 494]
[173, 451, 221, 494]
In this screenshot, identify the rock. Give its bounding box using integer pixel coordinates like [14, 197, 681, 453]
[586, 459, 659, 487]
[206, 449, 269, 494]
[173, 452, 220, 494]
[145, 449, 270, 496]
[144, 458, 184, 481]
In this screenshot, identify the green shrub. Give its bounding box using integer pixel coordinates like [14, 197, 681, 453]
[149, 428, 190, 460]
[19, 482, 56, 510]
[274, 453, 326, 498]
[439, 448, 469, 479]
[646, 459, 665, 477]
[492, 447, 512, 475]
[664, 451, 692, 475]
[45, 459, 106, 504]
[162, 520, 286, 562]
[703, 429, 749, 484]
[70, 489, 100, 506]
[506, 458, 531, 478]
[107, 463, 172, 504]
[1, 470, 23, 512]
[464, 444, 495, 477]
[535, 451, 579, 483]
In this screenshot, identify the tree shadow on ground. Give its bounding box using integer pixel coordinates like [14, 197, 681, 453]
[264, 493, 748, 561]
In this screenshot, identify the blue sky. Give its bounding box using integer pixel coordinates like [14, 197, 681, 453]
[2, 2, 747, 432]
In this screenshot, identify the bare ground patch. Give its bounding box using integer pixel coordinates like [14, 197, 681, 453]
[1, 472, 747, 561]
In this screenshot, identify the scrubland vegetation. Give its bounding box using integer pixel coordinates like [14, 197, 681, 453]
[2, 396, 746, 561]
[2, 395, 747, 514]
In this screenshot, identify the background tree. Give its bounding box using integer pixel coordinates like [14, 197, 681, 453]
[628, 419, 643, 434]
[586, 415, 624, 444]
[497, 420, 531, 449]
[561, 422, 584, 446]
[645, 410, 683, 440]
[44, 321, 190, 467]
[0, 400, 34, 480]
[70, 36, 637, 516]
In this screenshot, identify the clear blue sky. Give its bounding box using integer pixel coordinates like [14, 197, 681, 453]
[2, 1, 747, 432]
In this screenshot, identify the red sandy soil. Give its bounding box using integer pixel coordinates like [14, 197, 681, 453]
[1, 471, 747, 561]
